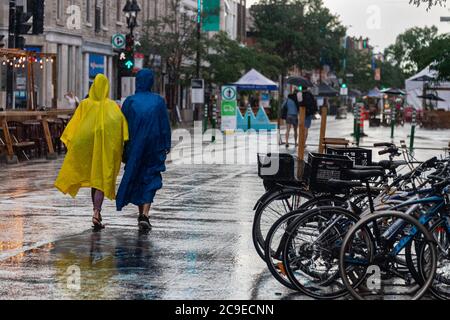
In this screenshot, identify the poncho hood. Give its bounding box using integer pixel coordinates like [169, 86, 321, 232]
[136, 69, 154, 93]
[89, 74, 110, 101]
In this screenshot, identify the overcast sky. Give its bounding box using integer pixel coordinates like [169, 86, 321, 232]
[246, 0, 450, 51]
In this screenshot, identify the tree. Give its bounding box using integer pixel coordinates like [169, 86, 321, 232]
[342, 50, 376, 92]
[204, 32, 283, 86]
[250, 0, 346, 75]
[409, 0, 446, 9]
[384, 26, 438, 77]
[140, 0, 201, 116]
[417, 34, 450, 80]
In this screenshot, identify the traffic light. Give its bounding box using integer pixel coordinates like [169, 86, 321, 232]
[15, 6, 33, 35]
[119, 34, 135, 76]
[341, 83, 348, 89]
[32, 0, 45, 35]
[298, 86, 303, 91]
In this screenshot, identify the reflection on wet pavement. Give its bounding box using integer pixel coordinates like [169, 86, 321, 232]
[0, 118, 448, 300]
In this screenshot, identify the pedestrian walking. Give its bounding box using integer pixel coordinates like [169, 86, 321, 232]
[283, 92, 299, 148]
[116, 69, 172, 231]
[54, 74, 129, 230]
[299, 87, 318, 146]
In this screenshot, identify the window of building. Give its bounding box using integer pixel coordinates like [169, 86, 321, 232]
[117, 0, 122, 22]
[57, 0, 64, 20]
[94, 0, 101, 32]
[103, 0, 108, 27]
[86, 0, 91, 23]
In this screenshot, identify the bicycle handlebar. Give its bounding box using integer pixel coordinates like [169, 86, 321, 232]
[374, 142, 395, 148]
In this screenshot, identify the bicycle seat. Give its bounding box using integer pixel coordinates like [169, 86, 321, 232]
[345, 169, 384, 181]
[328, 179, 362, 189]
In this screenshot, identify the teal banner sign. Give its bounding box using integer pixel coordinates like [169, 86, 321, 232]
[202, 0, 220, 32]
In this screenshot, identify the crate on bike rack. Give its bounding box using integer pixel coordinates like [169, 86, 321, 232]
[326, 147, 372, 166]
[257, 153, 309, 182]
[307, 153, 353, 192]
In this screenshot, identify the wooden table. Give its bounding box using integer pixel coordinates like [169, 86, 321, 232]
[0, 110, 74, 164]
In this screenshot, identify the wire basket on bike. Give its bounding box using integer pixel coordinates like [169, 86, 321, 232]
[307, 153, 354, 192]
[326, 147, 372, 166]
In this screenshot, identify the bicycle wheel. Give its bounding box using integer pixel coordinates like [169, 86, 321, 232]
[263, 197, 347, 290]
[340, 211, 437, 300]
[417, 219, 450, 300]
[281, 207, 362, 299]
[252, 189, 313, 260]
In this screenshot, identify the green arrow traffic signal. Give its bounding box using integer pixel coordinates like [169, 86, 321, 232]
[125, 60, 134, 69]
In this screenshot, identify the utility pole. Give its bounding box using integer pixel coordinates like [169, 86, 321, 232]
[6, 0, 16, 109]
[196, 0, 201, 78]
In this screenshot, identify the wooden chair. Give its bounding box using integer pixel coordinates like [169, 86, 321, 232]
[6, 121, 36, 161]
[322, 138, 350, 150]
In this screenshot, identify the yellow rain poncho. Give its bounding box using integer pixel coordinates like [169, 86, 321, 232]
[55, 74, 129, 200]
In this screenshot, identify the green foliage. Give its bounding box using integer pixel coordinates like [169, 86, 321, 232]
[418, 35, 450, 80]
[204, 32, 283, 85]
[409, 0, 446, 9]
[250, 0, 346, 74]
[384, 26, 438, 77]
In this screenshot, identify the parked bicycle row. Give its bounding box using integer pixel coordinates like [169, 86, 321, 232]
[253, 143, 450, 300]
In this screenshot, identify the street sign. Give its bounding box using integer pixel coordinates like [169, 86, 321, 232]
[222, 86, 237, 101]
[191, 79, 205, 104]
[221, 86, 237, 131]
[112, 33, 126, 50]
[340, 87, 348, 96]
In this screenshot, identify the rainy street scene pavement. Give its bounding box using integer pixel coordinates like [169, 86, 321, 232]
[0, 117, 449, 300]
[2, 0, 450, 306]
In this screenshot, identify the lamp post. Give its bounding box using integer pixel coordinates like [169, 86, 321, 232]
[123, 0, 141, 36]
[196, 0, 201, 78]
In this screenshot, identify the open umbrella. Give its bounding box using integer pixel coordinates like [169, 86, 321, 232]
[315, 83, 339, 97]
[349, 89, 362, 97]
[417, 93, 445, 101]
[417, 93, 445, 110]
[411, 75, 436, 82]
[287, 76, 314, 88]
[381, 88, 406, 96]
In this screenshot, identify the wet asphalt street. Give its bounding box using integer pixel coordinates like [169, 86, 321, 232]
[0, 117, 448, 300]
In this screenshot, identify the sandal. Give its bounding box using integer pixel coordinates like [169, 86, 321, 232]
[92, 211, 105, 230]
[138, 214, 152, 231]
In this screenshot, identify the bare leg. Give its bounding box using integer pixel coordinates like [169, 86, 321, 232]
[139, 204, 151, 218]
[91, 188, 105, 228]
[286, 124, 291, 146]
[294, 125, 298, 146]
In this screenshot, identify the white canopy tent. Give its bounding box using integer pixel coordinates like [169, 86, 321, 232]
[232, 69, 279, 91]
[405, 65, 450, 111]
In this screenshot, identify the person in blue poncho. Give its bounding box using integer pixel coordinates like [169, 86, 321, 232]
[116, 69, 171, 230]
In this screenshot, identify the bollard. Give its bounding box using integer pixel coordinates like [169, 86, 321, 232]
[203, 104, 209, 134]
[298, 107, 307, 161]
[318, 106, 328, 154]
[212, 103, 217, 143]
[247, 108, 251, 131]
[410, 108, 417, 152]
[390, 106, 396, 140]
[355, 104, 361, 147]
[360, 107, 365, 138]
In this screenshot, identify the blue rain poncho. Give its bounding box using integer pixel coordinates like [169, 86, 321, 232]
[116, 69, 171, 211]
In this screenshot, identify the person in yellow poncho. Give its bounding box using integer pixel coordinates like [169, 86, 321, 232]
[55, 74, 129, 229]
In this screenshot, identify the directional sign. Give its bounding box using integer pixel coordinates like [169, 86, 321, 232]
[112, 33, 126, 50]
[222, 86, 237, 101]
[221, 86, 237, 131]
